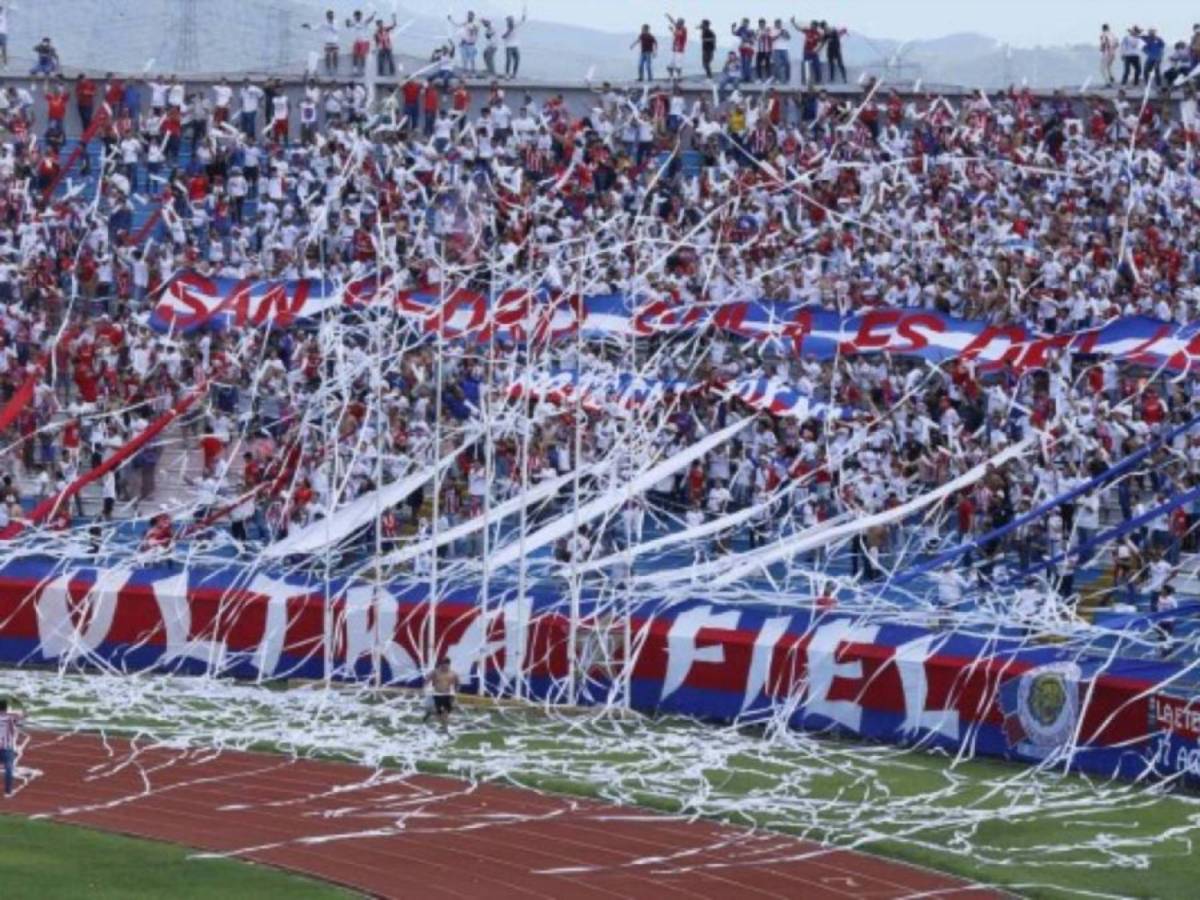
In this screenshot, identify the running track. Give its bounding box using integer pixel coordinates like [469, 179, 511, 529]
[5, 732, 1001, 899]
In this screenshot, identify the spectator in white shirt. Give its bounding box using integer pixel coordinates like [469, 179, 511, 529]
[212, 79, 233, 126]
[0, 697, 24, 796]
[238, 80, 265, 138]
[1120, 28, 1143, 86]
[503, 11, 526, 79]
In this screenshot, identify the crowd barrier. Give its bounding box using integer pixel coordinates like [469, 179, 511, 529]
[0, 554, 1197, 785]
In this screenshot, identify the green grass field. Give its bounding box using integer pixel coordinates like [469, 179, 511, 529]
[0, 815, 350, 899]
[427, 712, 1200, 900]
[4, 669, 1198, 899]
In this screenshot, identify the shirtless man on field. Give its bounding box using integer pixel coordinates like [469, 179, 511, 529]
[423, 658, 459, 730]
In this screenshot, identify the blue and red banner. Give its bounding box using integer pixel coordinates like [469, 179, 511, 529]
[152, 271, 1200, 373]
[0, 554, 1195, 785]
[504, 368, 853, 420]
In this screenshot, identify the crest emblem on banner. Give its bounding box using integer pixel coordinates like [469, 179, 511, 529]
[1001, 662, 1081, 755]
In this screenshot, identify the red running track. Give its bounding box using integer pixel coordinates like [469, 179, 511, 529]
[5, 732, 1000, 899]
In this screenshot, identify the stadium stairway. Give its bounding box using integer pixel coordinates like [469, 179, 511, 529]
[55, 139, 152, 234]
[15, 133, 254, 525]
[1077, 568, 1117, 616]
[56, 136, 225, 241]
[12, 417, 203, 522]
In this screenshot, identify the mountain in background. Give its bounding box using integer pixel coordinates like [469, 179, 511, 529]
[5, 1, 1117, 90]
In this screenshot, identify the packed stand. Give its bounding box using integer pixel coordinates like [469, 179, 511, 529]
[0, 22, 1197, 623]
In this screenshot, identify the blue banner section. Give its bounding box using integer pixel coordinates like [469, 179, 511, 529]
[0, 554, 1198, 785]
[898, 412, 1200, 585]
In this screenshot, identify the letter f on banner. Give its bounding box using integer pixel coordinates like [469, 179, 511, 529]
[661, 605, 741, 700]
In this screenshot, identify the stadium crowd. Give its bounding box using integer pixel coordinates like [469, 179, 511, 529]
[634, 16, 848, 86]
[624, 18, 1200, 91]
[0, 20, 1198, 612]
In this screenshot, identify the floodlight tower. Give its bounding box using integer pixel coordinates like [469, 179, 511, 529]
[173, 0, 200, 72]
[852, 36, 924, 87]
[269, 4, 293, 71]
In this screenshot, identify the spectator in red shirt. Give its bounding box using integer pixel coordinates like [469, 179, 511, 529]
[34, 150, 62, 194]
[187, 171, 209, 203]
[792, 17, 824, 85]
[199, 427, 225, 476]
[73, 353, 99, 404]
[45, 85, 68, 143]
[663, 14, 687, 80]
[103, 74, 124, 111]
[242, 452, 262, 490]
[292, 479, 314, 516]
[452, 83, 470, 117]
[161, 106, 183, 162]
[686, 459, 706, 506]
[957, 492, 975, 539]
[42, 89, 65, 125]
[375, 15, 398, 77]
[1142, 388, 1166, 425]
[423, 82, 439, 136]
[75, 74, 97, 132]
[142, 513, 175, 555]
[401, 78, 421, 130]
[1169, 506, 1188, 564]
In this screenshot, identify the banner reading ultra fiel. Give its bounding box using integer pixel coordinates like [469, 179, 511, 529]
[0, 554, 1195, 787]
[151, 270, 1200, 372]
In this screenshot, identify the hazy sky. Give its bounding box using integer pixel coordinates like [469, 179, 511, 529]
[521, 1, 1194, 48]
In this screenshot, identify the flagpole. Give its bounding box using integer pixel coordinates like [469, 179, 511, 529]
[514, 261, 532, 702]
[427, 235, 446, 677]
[320, 221, 335, 690]
[371, 272, 385, 690]
[479, 220, 497, 698]
[566, 234, 591, 706]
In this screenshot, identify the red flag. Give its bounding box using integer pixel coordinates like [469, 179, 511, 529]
[0, 356, 46, 434]
[0, 382, 208, 539]
[40, 108, 111, 204]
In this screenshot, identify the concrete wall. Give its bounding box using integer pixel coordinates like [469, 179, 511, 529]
[3, 70, 1179, 142]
